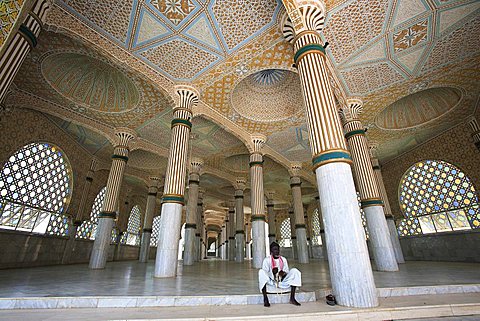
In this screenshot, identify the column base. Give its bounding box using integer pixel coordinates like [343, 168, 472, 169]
[154, 203, 182, 278]
[89, 217, 114, 269]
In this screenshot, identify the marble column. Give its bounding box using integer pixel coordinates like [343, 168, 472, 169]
[62, 159, 97, 264]
[340, 99, 398, 272]
[234, 178, 247, 263]
[304, 205, 313, 259]
[289, 164, 309, 263]
[245, 214, 252, 260]
[0, 0, 50, 103]
[89, 129, 136, 269]
[288, 207, 297, 260]
[467, 117, 480, 151]
[220, 225, 227, 260]
[249, 135, 267, 268]
[281, 1, 377, 306]
[155, 86, 198, 278]
[266, 192, 276, 245]
[183, 158, 203, 266]
[139, 177, 161, 263]
[194, 191, 204, 262]
[370, 145, 405, 264]
[315, 196, 328, 260]
[227, 202, 236, 261]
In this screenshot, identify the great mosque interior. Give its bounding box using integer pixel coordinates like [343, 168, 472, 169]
[0, 0, 479, 319]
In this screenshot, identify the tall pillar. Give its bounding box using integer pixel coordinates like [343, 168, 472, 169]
[227, 202, 236, 261]
[289, 164, 309, 263]
[266, 192, 276, 245]
[194, 191, 204, 262]
[304, 205, 313, 259]
[183, 158, 203, 265]
[467, 117, 480, 151]
[288, 207, 297, 260]
[0, 0, 50, 103]
[62, 159, 97, 264]
[370, 145, 405, 264]
[155, 86, 198, 278]
[315, 196, 328, 260]
[220, 225, 227, 260]
[139, 177, 161, 263]
[245, 214, 252, 260]
[89, 129, 136, 269]
[234, 178, 246, 262]
[249, 135, 267, 268]
[281, 1, 377, 307]
[340, 99, 398, 272]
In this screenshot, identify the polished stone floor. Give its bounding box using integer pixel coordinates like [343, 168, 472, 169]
[0, 259, 479, 297]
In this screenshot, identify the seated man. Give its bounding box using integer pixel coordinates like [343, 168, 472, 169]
[258, 241, 302, 307]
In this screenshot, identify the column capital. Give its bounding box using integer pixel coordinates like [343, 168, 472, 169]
[234, 177, 247, 191]
[113, 128, 137, 148]
[248, 134, 267, 154]
[189, 157, 204, 174]
[368, 142, 379, 159]
[288, 162, 302, 177]
[148, 176, 162, 188]
[175, 85, 199, 111]
[339, 98, 363, 123]
[281, 0, 327, 42]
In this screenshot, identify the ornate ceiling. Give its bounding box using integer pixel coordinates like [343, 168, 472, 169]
[5, 0, 480, 226]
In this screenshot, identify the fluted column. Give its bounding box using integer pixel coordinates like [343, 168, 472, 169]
[249, 135, 267, 268]
[194, 191, 204, 261]
[468, 117, 480, 151]
[155, 86, 198, 278]
[0, 0, 50, 103]
[220, 225, 226, 259]
[139, 177, 161, 263]
[89, 129, 136, 269]
[281, 1, 377, 307]
[183, 158, 203, 265]
[304, 205, 313, 259]
[234, 178, 246, 262]
[62, 159, 97, 264]
[266, 193, 276, 245]
[290, 164, 309, 263]
[288, 207, 297, 260]
[315, 196, 328, 260]
[227, 202, 236, 261]
[370, 144, 405, 264]
[245, 214, 252, 260]
[340, 99, 398, 272]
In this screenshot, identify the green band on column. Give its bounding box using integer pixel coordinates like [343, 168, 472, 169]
[143, 228, 153, 233]
[294, 44, 325, 64]
[99, 211, 117, 219]
[249, 160, 264, 167]
[148, 192, 157, 196]
[344, 129, 366, 140]
[112, 154, 129, 162]
[171, 118, 192, 129]
[235, 195, 244, 199]
[19, 24, 37, 47]
[185, 223, 197, 229]
[360, 199, 384, 208]
[162, 195, 185, 205]
[290, 182, 302, 188]
[295, 224, 306, 229]
[236, 230, 245, 234]
[251, 215, 266, 221]
[312, 151, 352, 169]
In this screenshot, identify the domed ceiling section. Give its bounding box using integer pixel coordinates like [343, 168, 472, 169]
[231, 69, 304, 123]
[375, 87, 462, 130]
[42, 53, 140, 113]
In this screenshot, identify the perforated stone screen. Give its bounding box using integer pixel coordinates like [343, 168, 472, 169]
[76, 187, 106, 240]
[279, 218, 291, 247]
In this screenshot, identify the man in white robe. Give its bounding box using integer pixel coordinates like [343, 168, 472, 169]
[258, 241, 302, 307]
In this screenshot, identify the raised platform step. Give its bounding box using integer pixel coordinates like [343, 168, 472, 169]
[1, 283, 479, 310]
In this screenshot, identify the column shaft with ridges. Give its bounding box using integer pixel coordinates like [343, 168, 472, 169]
[468, 117, 480, 151]
[282, 1, 377, 307]
[340, 100, 398, 272]
[266, 198, 276, 245]
[155, 86, 198, 278]
[288, 207, 297, 260]
[195, 193, 203, 261]
[228, 203, 236, 261]
[291, 175, 309, 263]
[89, 130, 135, 269]
[0, 0, 50, 103]
[139, 177, 161, 263]
[184, 159, 202, 266]
[235, 185, 245, 262]
[315, 196, 328, 260]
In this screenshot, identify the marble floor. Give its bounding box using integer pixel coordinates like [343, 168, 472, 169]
[0, 259, 479, 298]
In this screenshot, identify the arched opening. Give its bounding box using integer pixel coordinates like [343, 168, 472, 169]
[76, 186, 106, 240]
[121, 205, 142, 246]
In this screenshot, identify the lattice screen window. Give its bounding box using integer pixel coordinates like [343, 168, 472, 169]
[76, 187, 106, 240]
[397, 160, 478, 236]
[150, 215, 161, 247]
[279, 218, 291, 247]
[0, 142, 72, 236]
[311, 208, 322, 245]
[122, 205, 142, 246]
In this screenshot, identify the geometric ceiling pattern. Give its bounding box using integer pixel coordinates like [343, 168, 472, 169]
[0, 0, 25, 52]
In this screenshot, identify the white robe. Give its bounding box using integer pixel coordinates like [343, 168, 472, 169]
[258, 255, 302, 293]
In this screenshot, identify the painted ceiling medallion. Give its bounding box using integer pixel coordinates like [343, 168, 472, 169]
[41, 53, 140, 113]
[150, 0, 197, 26]
[230, 69, 304, 122]
[375, 87, 462, 130]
